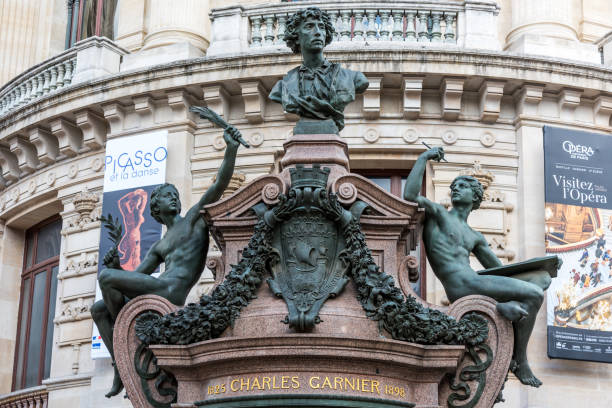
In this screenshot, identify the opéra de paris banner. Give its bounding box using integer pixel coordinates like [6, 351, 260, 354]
[91, 131, 168, 359]
[545, 126, 612, 363]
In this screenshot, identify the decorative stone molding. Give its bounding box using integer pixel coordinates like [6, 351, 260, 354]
[402, 127, 419, 144]
[462, 160, 494, 191]
[72, 190, 100, 226]
[239, 80, 266, 124]
[58, 251, 98, 280]
[363, 128, 380, 144]
[478, 81, 504, 124]
[203, 84, 230, 119]
[212, 172, 246, 199]
[50, 117, 83, 158]
[362, 75, 382, 119]
[593, 95, 612, 126]
[514, 84, 544, 117]
[55, 297, 94, 324]
[28, 126, 58, 166]
[440, 78, 464, 121]
[489, 236, 516, 261]
[441, 130, 457, 144]
[74, 110, 107, 151]
[402, 76, 423, 119]
[9, 135, 39, 175]
[0, 386, 48, 408]
[480, 132, 496, 147]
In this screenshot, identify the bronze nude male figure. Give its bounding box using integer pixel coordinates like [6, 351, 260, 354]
[404, 147, 560, 387]
[269, 7, 369, 133]
[90, 126, 243, 397]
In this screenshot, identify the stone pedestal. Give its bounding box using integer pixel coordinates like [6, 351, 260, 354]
[113, 132, 515, 408]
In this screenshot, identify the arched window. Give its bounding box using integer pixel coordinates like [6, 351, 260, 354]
[65, 0, 119, 49]
[12, 217, 62, 390]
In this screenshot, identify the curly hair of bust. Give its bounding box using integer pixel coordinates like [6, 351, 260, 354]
[150, 183, 181, 223]
[450, 175, 484, 210]
[284, 7, 335, 54]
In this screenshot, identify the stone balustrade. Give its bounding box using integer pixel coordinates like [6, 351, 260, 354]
[0, 50, 77, 117]
[0, 386, 48, 408]
[207, 0, 500, 57]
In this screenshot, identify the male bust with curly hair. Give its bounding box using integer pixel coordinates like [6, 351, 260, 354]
[269, 7, 368, 133]
[404, 147, 560, 388]
[91, 126, 244, 398]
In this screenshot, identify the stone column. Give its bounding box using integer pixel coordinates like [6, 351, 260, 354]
[113, 0, 147, 51]
[0, 222, 24, 394]
[142, 0, 210, 53]
[505, 0, 599, 62]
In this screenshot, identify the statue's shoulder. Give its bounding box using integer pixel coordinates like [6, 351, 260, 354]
[332, 63, 369, 94]
[270, 66, 301, 102]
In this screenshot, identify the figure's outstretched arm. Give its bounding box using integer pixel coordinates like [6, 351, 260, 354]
[186, 126, 241, 222]
[403, 147, 445, 215]
[473, 234, 503, 270]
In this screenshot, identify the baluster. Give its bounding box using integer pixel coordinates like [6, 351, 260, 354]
[64, 59, 75, 85]
[379, 10, 391, 41]
[365, 10, 377, 42]
[24, 79, 33, 103]
[405, 11, 417, 42]
[276, 14, 288, 45]
[0, 98, 5, 115]
[353, 10, 365, 42]
[250, 15, 263, 47]
[49, 66, 58, 91]
[339, 10, 352, 42]
[6, 91, 15, 111]
[42, 69, 51, 94]
[57, 62, 66, 88]
[391, 11, 403, 41]
[444, 12, 457, 43]
[30, 76, 39, 102]
[16, 84, 25, 107]
[431, 12, 442, 42]
[417, 11, 429, 42]
[263, 15, 275, 46]
[35, 73, 44, 97]
[328, 10, 340, 42]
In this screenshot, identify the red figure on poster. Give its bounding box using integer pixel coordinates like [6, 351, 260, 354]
[118, 189, 148, 271]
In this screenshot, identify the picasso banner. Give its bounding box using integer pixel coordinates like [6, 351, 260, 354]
[91, 131, 168, 359]
[545, 126, 612, 362]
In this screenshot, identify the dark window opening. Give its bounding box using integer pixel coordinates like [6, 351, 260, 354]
[65, 0, 118, 49]
[13, 217, 62, 391]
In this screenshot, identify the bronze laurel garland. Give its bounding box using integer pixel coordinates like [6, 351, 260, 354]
[135, 218, 273, 345]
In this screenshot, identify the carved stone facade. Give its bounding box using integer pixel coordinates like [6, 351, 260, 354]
[1, 1, 612, 407]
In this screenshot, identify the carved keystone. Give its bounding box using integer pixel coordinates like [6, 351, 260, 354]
[239, 80, 266, 124]
[28, 127, 59, 166]
[203, 84, 230, 119]
[479, 81, 505, 124]
[362, 75, 383, 119]
[9, 136, 39, 175]
[75, 110, 107, 151]
[50, 117, 83, 158]
[402, 76, 423, 119]
[440, 78, 464, 121]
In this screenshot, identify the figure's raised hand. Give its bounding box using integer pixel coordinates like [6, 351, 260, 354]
[223, 125, 241, 150]
[424, 147, 445, 162]
[103, 247, 121, 269]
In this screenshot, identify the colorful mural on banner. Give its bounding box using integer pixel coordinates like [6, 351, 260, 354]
[91, 131, 168, 359]
[545, 126, 612, 363]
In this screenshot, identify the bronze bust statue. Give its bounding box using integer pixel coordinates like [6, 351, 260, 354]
[269, 7, 369, 134]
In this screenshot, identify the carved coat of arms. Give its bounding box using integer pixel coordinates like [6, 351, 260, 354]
[265, 165, 351, 331]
